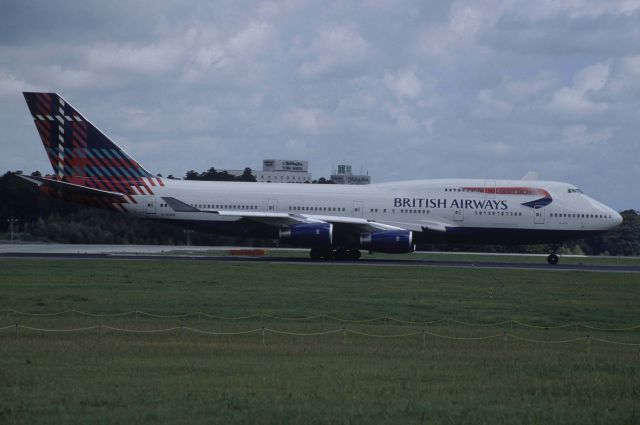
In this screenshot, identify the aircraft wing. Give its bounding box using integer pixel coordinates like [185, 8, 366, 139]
[233, 213, 452, 233]
[239, 213, 409, 233]
[376, 219, 451, 233]
[214, 210, 405, 233]
[162, 197, 450, 233]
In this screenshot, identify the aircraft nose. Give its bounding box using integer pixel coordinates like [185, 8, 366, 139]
[612, 211, 623, 226]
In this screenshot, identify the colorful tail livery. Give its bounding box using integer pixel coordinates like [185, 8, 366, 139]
[23, 92, 164, 210]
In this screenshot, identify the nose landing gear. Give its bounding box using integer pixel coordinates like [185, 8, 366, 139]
[547, 244, 560, 265]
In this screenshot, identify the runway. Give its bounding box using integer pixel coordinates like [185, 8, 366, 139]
[0, 244, 639, 273]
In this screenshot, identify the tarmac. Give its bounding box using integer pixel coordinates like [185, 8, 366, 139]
[0, 243, 639, 273]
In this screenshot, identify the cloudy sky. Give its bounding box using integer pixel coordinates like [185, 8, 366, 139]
[1, 0, 639, 209]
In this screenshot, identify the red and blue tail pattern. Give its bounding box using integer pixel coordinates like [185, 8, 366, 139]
[23, 92, 164, 211]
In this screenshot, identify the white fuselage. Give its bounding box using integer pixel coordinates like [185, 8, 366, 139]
[127, 178, 622, 244]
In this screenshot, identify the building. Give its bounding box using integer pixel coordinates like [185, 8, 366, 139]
[257, 159, 312, 183]
[222, 159, 312, 183]
[330, 164, 371, 185]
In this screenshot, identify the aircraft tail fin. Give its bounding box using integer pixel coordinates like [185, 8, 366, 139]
[23, 92, 153, 180]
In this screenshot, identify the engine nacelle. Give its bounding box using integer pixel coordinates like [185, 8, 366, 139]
[279, 223, 333, 248]
[360, 230, 415, 254]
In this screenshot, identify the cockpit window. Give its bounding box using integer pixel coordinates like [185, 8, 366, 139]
[568, 188, 583, 194]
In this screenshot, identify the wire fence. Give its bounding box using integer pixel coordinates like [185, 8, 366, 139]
[5, 308, 640, 332]
[1, 323, 639, 350]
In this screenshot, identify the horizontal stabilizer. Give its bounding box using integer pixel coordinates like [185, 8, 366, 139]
[16, 174, 125, 199]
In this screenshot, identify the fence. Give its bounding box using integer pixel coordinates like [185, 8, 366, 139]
[5, 308, 640, 332]
[1, 323, 639, 350]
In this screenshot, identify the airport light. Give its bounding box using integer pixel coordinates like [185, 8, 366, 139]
[6, 218, 18, 243]
[184, 229, 193, 246]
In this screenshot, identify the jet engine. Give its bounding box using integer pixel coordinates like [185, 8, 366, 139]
[279, 223, 333, 247]
[360, 230, 415, 254]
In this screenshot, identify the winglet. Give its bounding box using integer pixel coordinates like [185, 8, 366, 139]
[521, 172, 539, 181]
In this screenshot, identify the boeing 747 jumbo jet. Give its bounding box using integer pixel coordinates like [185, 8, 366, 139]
[18, 92, 622, 264]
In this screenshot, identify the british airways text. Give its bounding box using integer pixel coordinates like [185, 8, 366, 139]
[393, 198, 508, 210]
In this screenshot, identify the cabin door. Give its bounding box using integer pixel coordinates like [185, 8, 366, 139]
[534, 206, 545, 224]
[145, 196, 156, 216]
[353, 201, 363, 217]
[267, 199, 278, 212]
[453, 208, 464, 222]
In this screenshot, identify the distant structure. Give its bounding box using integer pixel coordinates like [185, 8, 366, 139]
[330, 164, 371, 185]
[222, 159, 312, 183]
[257, 159, 312, 183]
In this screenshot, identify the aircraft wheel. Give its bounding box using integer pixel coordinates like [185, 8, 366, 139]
[309, 248, 323, 260]
[333, 248, 348, 260]
[321, 249, 334, 260]
[349, 250, 362, 260]
[547, 253, 559, 265]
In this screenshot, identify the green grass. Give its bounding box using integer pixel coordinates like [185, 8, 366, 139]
[0, 259, 639, 424]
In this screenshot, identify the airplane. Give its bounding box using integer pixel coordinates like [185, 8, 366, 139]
[17, 92, 623, 264]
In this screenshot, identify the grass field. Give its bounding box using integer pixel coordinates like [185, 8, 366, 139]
[1, 259, 639, 424]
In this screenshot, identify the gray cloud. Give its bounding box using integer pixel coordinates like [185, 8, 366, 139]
[1, 0, 639, 210]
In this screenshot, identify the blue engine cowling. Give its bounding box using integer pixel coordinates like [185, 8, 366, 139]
[279, 223, 333, 247]
[360, 230, 415, 253]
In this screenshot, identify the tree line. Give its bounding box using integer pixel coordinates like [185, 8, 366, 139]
[1, 170, 638, 255]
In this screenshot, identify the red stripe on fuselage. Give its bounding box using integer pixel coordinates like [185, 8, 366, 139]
[462, 187, 551, 197]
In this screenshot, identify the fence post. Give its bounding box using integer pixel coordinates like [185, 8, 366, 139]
[343, 327, 347, 345]
[15, 323, 19, 338]
[180, 325, 184, 338]
[262, 327, 265, 346]
[503, 331, 507, 352]
[586, 335, 590, 354]
[422, 329, 426, 351]
[71, 309, 75, 319]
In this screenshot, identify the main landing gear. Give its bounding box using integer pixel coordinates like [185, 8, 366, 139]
[547, 244, 560, 265]
[309, 247, 361, 261]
